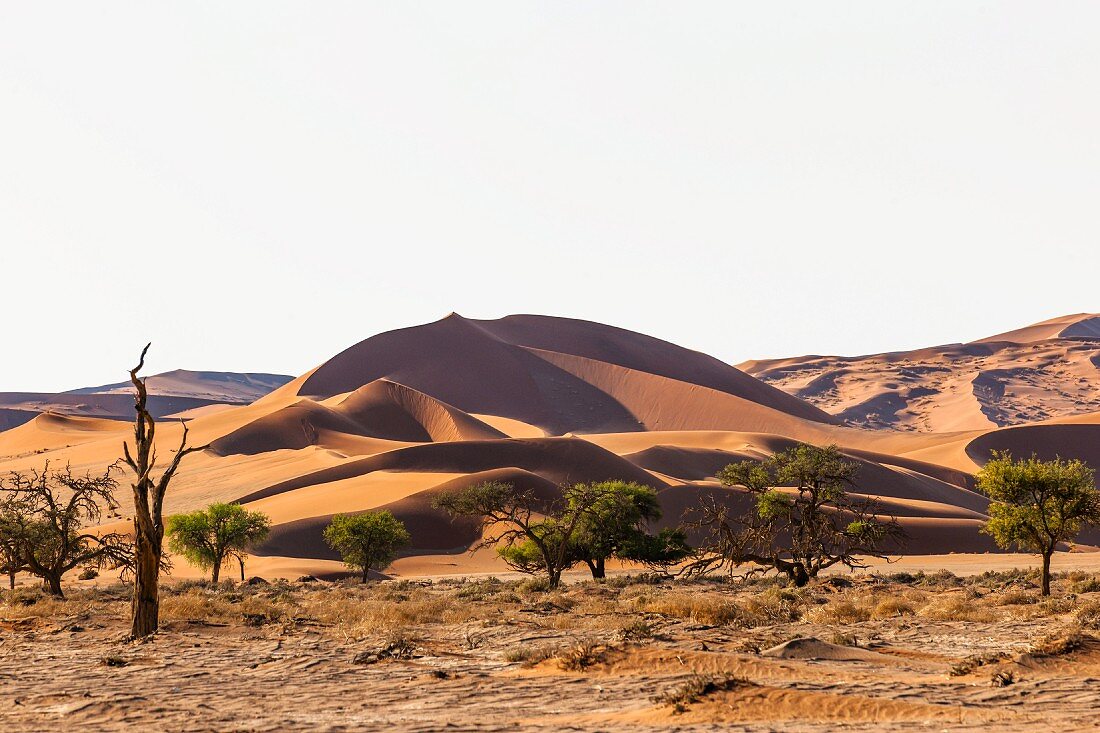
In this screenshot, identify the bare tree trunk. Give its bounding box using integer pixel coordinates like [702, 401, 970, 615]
[211, 559, 221, 584]
[784, 563, 810, 587]
[44, 571, 64, 598]
[239, 556, 246, 582]
[123, 344, 208, 639]
[8, 571, 14, 590]
[131, 511, 162, 638]
[1041, 550, 1052, 596]
[547, 568, 562, 590]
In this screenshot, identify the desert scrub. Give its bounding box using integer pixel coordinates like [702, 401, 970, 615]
[555, 639, 606, 671]
[998, 590, 1039, 606]
[617, 619, 658, 642]
[504, 643, 560, 666]
[1029, 627, 1086, 657]
[807, 599, 871, 624]
[871, 597, 916, 619]
[1070, 576, 1100, 594]
[1074, 600, 1100, 629]
[634, 592, 741, 626]
[918, 594, 998, 622]
[652, 675, 747, 714]
[301, 587, 479, 633]
[736, 587, 806, 627]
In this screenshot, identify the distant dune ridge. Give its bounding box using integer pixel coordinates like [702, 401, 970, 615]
[1, 312, 1099, 577]
[0, 369, 292, 431]
[741, 312, 1100, 432]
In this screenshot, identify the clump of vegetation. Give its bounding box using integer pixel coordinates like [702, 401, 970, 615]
[1071, 576, 1100, 594]
[976, 452, 1100, 596]
[167, 503, 271, 583]
[949, 653, 1006, 677]
[323, 511, 411, 583]
[635, 592, 742, 626]
[653, 675, 746, 714]
[617, 619, 657, 642]
[0, 464, 131, 597]
[434, 480, 689, 590]
[1074, 600, 1100, 629]
[919, 594, 998, 622]
[504, 643, 560, 666]
[691, 444, 904, 586]
[556, 639, 605, 671]
[871, 597, 917, 619]
[1029, 628, 1085, 658]
[807, 599, 871, 624]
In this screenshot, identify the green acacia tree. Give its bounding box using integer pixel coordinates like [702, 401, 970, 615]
[499, 481, 690, 579]
[166, 503, 271, 583]
[434, 481, 606, 589]
[692, 444, 904, 586]
[976, 451, 1100, 596]
[436, 480, 688, 587]
[323, 511, 411, 582]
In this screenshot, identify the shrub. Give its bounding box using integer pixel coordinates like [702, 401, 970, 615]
[652, 675, 746, 714]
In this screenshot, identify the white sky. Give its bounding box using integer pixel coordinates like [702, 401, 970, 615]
[2, 3, 1098, 392]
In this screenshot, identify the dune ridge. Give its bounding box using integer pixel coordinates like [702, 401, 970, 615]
[3, 312, 1100, 573]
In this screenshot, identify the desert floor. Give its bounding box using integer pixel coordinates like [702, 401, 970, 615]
[4, 566, 1100, 732]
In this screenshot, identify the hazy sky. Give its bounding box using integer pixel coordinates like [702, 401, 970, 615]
[2, 3, 1098, 391]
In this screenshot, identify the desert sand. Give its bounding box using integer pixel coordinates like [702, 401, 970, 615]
[4, 571, 1100, 732]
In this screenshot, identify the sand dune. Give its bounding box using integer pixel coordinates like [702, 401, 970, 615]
[3, 312, 1100, 577]
[0, 369, 291, 430]
[742, 313, 1100, 432]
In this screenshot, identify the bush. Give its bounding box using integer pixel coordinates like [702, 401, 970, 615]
[1071, 576, 1100, 594]
[1075, 600, 1100, 629]
[807, 600, 870, 624]
[652, 675, 746, 714]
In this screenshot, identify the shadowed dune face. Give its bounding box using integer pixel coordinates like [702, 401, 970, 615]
[742, 313, 1100, 432]
[298, 313, 837, 435]
[6, 311, 1100, 575]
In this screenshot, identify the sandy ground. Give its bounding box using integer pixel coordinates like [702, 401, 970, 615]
[3, 570, 1100, 732]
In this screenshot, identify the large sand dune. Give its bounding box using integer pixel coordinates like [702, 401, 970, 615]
[2, 312, 1099, 577]
[741, 313, 1100, 432]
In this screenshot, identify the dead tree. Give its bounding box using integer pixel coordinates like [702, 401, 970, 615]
[122, 344, 208, 638]
[0, 498, 29, 590]
[0, 464, 129, 597]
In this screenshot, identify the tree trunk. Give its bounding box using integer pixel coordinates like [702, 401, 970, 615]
[547, 569, 562, 590]
[1041, 551, 1052, 596]
[211, 559, 221, 584]
[362, 566, 369, 583]
[239, 557, 246, 582]
[44, 572, 64, 598]
[131, 515, 162, 638]
[8, 571, 14, 590]
[593, 557, 606, 579]
[785, 563, 810, 587]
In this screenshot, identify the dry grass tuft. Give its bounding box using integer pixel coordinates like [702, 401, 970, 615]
[1029, 628, 1086, 658]
[556, 640, 606, 671]
[807, 599, 870, 624]
[652, 675, 747, 714]
[918, 595, 998, 622]
[1074, 600, 1100, 630]
[635, 592, 741, 626]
